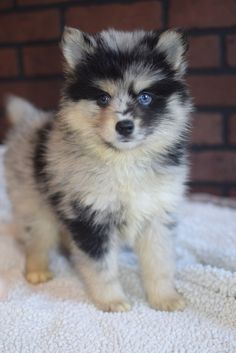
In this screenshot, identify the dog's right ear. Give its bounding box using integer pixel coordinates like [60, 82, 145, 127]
[61, 27, 96, 69]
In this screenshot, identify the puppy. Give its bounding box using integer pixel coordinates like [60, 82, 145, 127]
[4, 27, 192, 312]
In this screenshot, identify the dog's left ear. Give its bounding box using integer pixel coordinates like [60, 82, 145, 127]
[157, 30, 188, 76]
[61, 27, 96, 69]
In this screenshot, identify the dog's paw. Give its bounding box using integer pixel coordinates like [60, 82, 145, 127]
[96, 299, 131, 313]
[148, 287, 185, 312]
[26, 270, 53, 284]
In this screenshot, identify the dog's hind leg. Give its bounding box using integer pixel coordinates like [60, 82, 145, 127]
[23, 209, 59, 285]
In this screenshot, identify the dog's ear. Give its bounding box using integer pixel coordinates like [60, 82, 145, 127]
[61, 27, 96, 69]
[156, 30, 188, 76]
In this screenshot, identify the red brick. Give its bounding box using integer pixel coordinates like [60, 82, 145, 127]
[188, 75, 236, 106]
[226, 35, 236, 67]
[23, 45, 62, 76]
[66, 1, 162, 33]
[0, 0, 13, 9]
[229, 188, 236, 198]
[190, 151, 236, 182]
[18, 0, 67, 4]
[229, 114, 236, 144]
[169, 0, 236, 28]
[191, 113, 222, 145]
[0, 49, 18, 77]
[189, 185, 223, 196]
[0, 10, 60, 43]
[0, 80, 61, 109]
[188, 36, 220, 68]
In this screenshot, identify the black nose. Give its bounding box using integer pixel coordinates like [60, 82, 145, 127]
[115, 120, 134, 137]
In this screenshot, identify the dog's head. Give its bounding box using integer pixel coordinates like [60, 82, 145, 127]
[60, 27, 191, 152]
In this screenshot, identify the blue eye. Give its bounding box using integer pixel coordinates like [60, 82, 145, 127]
[97, 94, 111, 107]
[137, 93, 152, 106]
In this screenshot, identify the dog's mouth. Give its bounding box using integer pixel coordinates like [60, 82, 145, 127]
[119, 136, 133, 143]
[103, 136, 144, 151]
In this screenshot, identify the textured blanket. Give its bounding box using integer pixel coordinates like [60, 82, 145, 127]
[0, 146, 235, 353]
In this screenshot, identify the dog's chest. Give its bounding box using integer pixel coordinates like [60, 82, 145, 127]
[76, 160, 164, 238]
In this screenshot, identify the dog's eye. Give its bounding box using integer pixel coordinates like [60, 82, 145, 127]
[97, 94, 111, 107]
[137, 93, 152, 106]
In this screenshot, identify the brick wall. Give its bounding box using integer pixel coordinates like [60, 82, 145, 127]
[0, 0, 236, 197]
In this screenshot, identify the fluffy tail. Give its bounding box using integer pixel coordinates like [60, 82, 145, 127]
[5, 95, 51, 125]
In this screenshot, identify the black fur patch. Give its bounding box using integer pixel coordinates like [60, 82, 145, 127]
[63, 203, 111, 259]
[144, 79, 188, 103]
[82, 33, 92, 47]
[140, 31, 160, 51]
[47, 192, 111, 259]
[162, 140, 188, 166]
[66, 82, 106, 103]
[33, 122, 52, 186]
[49, 191, 64, 210]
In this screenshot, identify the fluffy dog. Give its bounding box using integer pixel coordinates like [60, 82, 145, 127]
[4, 27, 192, 312]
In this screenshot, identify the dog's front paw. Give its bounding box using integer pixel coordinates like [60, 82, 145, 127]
[149, 291, 185, 312]
[95, 298, 131, 313]
[26, 270, 53, 284]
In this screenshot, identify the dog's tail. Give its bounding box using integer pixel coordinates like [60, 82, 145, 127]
[5, 95, 50, 125]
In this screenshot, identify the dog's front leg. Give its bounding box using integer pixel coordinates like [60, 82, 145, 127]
[135, 219, 185, 311]
[71, 235, 131, 313]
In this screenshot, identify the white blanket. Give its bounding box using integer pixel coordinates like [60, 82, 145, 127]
[0, 146, 235, 353]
